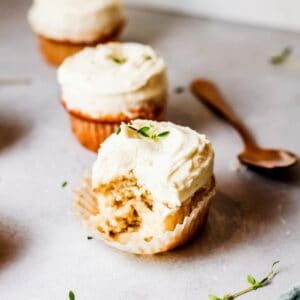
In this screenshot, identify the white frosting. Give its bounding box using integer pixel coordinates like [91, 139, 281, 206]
[28, 0, 123, 42]
[57, 43, 167, 117]
[92, 120, 214, 208]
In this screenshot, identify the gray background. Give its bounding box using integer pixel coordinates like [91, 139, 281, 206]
[0, 1, 299, 299]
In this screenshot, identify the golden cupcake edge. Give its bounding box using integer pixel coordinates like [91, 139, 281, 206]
[63, 101, 166, 152]
[37, 19, 126, 67]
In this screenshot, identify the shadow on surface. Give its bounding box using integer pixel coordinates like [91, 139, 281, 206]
[0, 219, 25, 271]
[248, 161, 300, 186]
[165, 191, 243, 259]
[0, 113, 30, 152]
[132, 168, 297, 263]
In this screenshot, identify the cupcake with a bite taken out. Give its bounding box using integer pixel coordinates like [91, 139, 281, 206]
[74, 120, 215, 254]
[28, 0, 125, 66]
[57, 43, 168, 152]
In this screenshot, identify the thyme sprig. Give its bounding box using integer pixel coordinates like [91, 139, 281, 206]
[209, 261, 280, 300]
[270, 47, 292, 65]
[128, 125, 170, 139]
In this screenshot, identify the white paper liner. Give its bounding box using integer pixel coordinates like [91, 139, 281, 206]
[73, 173, 216, 254]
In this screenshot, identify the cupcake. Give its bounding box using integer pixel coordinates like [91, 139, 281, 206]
[57, 43, 168, 152]
[74, 120, 215, 254]
[28, 0, 125, 66]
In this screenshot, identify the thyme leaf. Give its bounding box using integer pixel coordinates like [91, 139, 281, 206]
[112, 57, 127, 64]
[61, 181, 68, 188]
[69, 290, 75, 300]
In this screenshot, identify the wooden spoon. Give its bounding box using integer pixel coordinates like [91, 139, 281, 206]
[190, 79, 297, 170]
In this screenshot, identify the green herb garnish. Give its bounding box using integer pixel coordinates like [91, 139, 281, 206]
[69, 290, 75, 300]
[61, 181, 68, 188]
[208, 261, 280, 300]
[270, 47, 292, 65]
[174, 86, 185, 94]
[128, 125, 138, 132]
[87, 236, 93, 240]
[144, 55, 152, 61]
[112, 57, 127, 64]
[116, 127, 121, 134]
[128, 124, 170, 140]
[157, 131, 170, 137]
[137, 126, 151, 137]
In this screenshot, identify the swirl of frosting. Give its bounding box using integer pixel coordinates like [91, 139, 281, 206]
[92, 120, 214, 208]
[57, 43, 167, 117]
[28, 0, 123, 42]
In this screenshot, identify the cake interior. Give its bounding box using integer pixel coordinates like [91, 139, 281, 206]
[93, 172, 156, 243]
[91, 171, 212, 244]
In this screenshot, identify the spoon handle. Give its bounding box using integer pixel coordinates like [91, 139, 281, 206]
[190, 79, 257, 148]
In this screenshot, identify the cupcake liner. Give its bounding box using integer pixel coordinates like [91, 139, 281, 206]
[37, 20, 125, 66]
[73, 173, 216, 254]
[69, 114, 120, 152]
[66, 105, 166, 152]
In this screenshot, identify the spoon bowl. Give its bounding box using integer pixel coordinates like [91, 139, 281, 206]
[238, 147, 297, 169]
[190, 79, 298, 170]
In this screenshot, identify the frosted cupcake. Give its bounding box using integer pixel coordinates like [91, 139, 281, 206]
[74, 120, 215, 254]
[28, 0, 125, 66]
[58, 43, 168, 152]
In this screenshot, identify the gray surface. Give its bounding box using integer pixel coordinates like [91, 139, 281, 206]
[1, 1, 300, 300]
